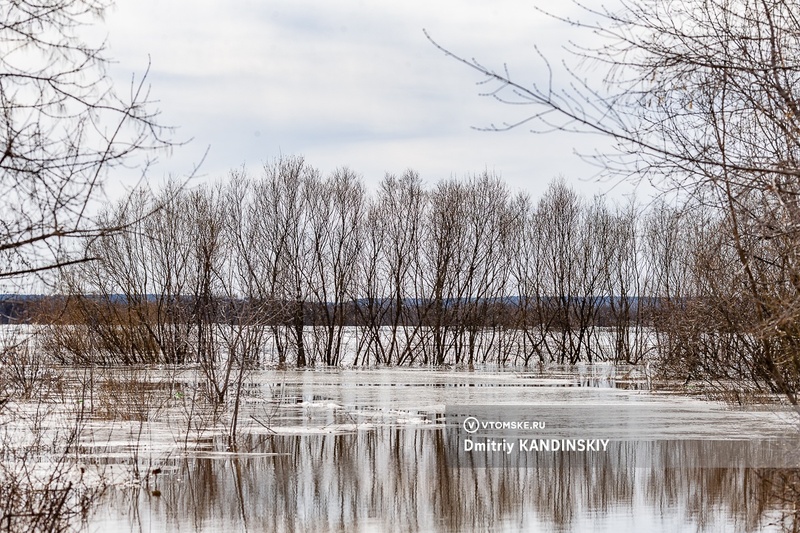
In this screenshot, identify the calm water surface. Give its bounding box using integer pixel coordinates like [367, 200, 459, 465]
[84, 367, 798, 532]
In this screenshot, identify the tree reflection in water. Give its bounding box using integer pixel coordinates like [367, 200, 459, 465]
[95, 427, 795, 532]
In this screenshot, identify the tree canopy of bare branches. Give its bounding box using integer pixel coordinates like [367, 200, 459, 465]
[0, 0, 173, 283]
[427, 0, 800, 402]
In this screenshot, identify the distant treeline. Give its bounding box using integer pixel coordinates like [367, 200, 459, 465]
[0, 295, 43, 324]
[15, 294, 658, 328]
[30, 156, 799, 397]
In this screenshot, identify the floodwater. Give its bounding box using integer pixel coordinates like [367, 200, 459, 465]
[68, 366, 799, 532]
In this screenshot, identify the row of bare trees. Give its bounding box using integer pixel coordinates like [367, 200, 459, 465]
[37, 156, 759, 378]
[426, 0, 800, 401]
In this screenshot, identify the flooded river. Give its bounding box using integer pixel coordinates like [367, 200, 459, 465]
[69, 366, 799, 532]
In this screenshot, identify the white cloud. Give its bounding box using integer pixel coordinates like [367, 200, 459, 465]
[96, 0, 640, 200]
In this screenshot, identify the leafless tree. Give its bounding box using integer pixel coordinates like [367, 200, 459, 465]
[600, 199, 649, 363]
[353, 193, 391, 365]
[353, 171, 427, 365]
[246, 159, 300, 366]
[273, 157, 317, 368]
[54, 185, 192, 365]
[536, 179, 582, 363]
[0, 0, 174, 285]
[508, 191, 545, 365]
[428, 0, 800, 398]
[422, 179, 468, 365]
[306, 168, 365, 365]
[48, 157, 717, 375]
[457, 173, 513, 367]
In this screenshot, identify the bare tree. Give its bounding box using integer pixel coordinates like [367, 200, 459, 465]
[1, 0, 173, 284]
[247, 159, 303, 366]
[274, 157, 317, 368]
[457, 173, 513, 367]
[422, 179, 468, 365]
[306, 168, 365, 366]
[380, 171, 427, 365]
[601, 199, 648, 363]
[508, 191, 545, 365]
[536, 179, 582, 364]
[428, 0, 800, 399]
[54, 185, 191, 365]
[353, 193, 391, 365]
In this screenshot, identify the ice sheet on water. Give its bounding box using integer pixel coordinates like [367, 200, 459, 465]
[6, 364, 795, 532]
[4, 366, 798, 470]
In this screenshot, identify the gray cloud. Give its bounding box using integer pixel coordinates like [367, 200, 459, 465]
[99, 0, 637, 199]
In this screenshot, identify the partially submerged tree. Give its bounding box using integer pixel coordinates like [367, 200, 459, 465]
[428, 0, 800, 399]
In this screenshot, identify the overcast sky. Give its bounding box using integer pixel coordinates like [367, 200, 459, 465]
[100, 0, 640, 200]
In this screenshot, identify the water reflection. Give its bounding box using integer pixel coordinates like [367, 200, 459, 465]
[95, 428, 792, 532]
